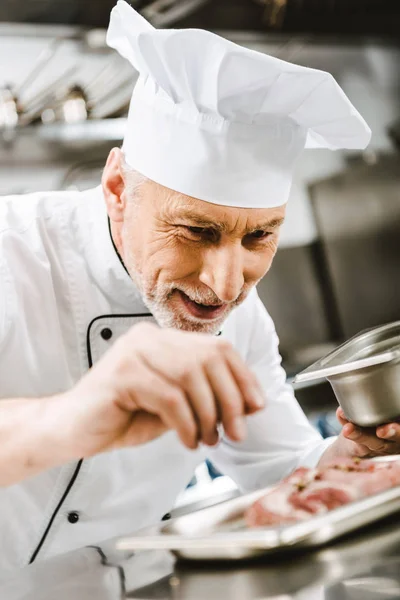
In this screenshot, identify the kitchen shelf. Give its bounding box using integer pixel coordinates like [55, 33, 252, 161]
[0, 119, 127, 163]
[1, 118, 127, 143]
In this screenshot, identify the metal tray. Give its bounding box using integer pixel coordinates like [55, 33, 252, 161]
[293, 321, 400, 427]
[294, 321, 400, 383]
[116, 457, 400, 561]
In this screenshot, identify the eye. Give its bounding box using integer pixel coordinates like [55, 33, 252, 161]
[249, 230, 271, 240]
[187, 226, 208, 235]
[184, 226, 217, 241]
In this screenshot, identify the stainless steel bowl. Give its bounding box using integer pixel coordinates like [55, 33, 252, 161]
[294, 321, 400, 427]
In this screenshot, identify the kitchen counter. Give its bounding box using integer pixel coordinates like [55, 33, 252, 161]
[2, 514, 400, 600]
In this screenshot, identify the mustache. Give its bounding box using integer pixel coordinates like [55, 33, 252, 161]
[170, 284, 248, 306]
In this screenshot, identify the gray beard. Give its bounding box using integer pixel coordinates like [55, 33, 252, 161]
[125, 263, 225, 335]
[142, 290, 225, 334]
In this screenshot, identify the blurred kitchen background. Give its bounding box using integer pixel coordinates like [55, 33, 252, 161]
[1, 0, 400, 510]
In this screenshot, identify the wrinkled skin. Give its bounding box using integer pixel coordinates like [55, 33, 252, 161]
[102, 148, 285, 335]
[102, 148, 400, 463]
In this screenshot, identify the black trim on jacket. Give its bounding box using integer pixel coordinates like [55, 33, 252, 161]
[29, 313, 151, 564]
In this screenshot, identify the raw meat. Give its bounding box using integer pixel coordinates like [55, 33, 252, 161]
[245, 468, 314, 527]
[245, 457, 400, 528]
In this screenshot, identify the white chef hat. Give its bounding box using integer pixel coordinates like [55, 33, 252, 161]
[107, 1, 371, 209]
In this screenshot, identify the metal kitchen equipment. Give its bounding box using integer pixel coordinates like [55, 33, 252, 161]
[309, 154, 400, 341]
[115, 457, 400, 561]
[294, 321, 400, 427]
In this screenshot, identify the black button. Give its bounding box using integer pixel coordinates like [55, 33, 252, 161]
[161, 513, 171, 521]
[100, 328, 113, 341]
[216, 330, 222, 336]
[67, 511, 80, 524]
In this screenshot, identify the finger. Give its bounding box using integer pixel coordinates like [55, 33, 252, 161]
[349, 442, 375, 458]
[205, 358, 247, 443]
[119, 412, 169, 447]
[377, 423, 400, 442]
[336, 407, 349, 426]
[122, 363, 199, 450]
[156, 386, 200, 450]
[223, 344, 265, 413]
[184, 368, 219, 447]
[342, 423, 396, 454]
[338, 432, 380, 459]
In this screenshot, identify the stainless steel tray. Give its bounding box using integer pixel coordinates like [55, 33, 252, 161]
[294, 321, 400, 382]
[116, 457, 400, 561]
[294, 321, 400, 427]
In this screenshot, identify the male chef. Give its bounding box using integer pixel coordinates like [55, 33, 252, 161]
[0, 0, 398, 575]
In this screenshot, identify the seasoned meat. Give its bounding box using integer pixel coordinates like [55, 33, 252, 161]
[245, 457, 400, 528]
[289, 480, 359, 514]
[245, 468, 313, 527]
[319, 460, 400, 496]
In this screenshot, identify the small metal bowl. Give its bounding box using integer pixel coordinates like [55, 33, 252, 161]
[295, 321, 400, 427]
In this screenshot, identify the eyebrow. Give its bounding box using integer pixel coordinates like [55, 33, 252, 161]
[174, 212, 285, 233]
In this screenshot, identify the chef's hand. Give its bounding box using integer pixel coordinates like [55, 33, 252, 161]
[335, 407, 400, 457]
[319, 407, 400, 466]
[61, 322, 265, 457]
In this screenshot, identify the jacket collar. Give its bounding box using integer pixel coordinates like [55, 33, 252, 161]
[79, 186, 149, 314]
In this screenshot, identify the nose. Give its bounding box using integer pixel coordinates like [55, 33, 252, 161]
[199, 243, 245, 303]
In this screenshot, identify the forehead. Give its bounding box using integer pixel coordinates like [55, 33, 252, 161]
[144, 179, 286, 231]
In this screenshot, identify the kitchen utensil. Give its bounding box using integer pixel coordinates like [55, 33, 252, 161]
[294, 321, 400, 427]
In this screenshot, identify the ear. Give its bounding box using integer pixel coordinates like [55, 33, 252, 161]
[101, 148, 126, 223]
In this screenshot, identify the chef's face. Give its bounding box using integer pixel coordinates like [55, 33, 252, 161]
[103, 150, 286, 334]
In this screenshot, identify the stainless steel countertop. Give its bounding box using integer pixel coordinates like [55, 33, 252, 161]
[2, 515, 400, 600]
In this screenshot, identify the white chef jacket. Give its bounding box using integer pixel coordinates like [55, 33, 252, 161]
[0, 186, 333, 575]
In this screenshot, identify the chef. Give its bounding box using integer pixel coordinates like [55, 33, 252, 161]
[0, 0, 397, 576]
